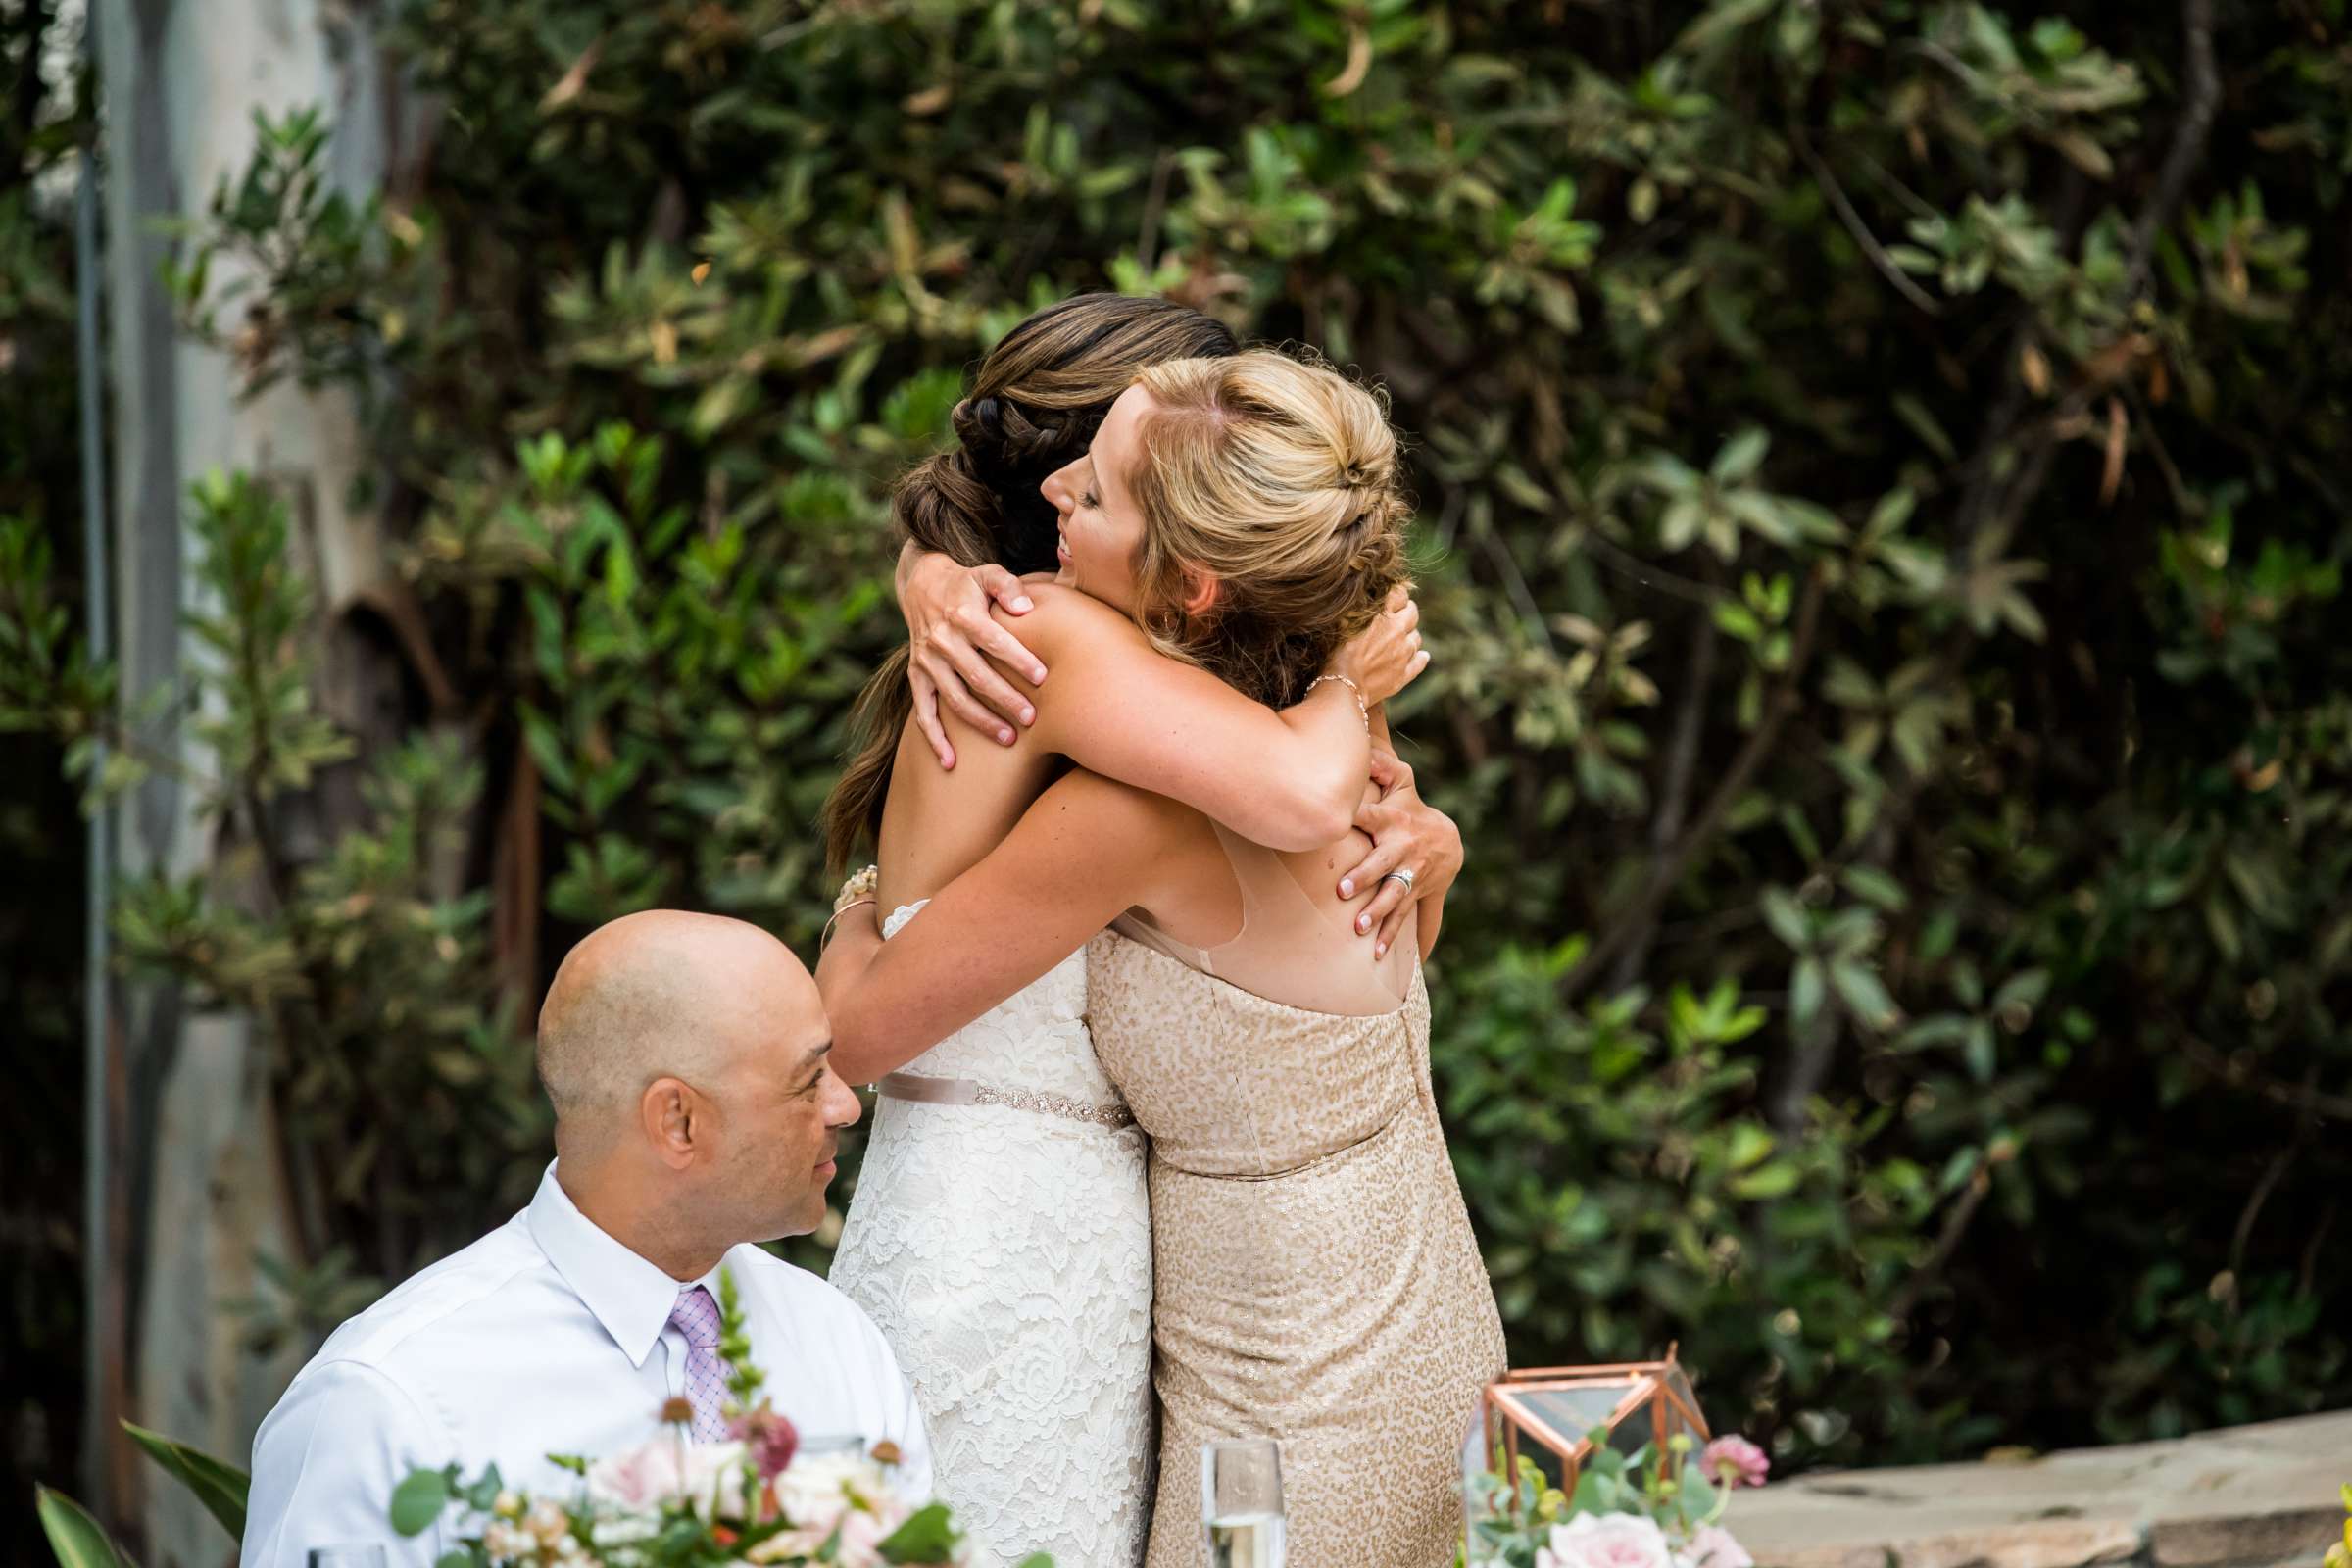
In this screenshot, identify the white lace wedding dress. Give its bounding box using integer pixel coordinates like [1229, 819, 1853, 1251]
[829, 902, 1153, 1568]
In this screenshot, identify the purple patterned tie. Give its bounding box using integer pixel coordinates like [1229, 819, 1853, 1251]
[666, 1284, 731, 1444]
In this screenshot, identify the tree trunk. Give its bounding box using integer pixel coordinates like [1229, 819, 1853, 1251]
[94, 0, 407, 1557]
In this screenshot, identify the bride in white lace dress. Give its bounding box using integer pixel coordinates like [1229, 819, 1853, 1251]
[812, 297, 1446, 1568]
[827, 903, 1148, 1563]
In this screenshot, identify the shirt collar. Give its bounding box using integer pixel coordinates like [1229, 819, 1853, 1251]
[526, 1161, 702, 1369]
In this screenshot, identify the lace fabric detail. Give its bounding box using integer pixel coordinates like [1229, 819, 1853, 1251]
[831, 904, 1152, 1568]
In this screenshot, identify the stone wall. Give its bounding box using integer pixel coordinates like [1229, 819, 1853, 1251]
[1739, 1410, 2349, 1568]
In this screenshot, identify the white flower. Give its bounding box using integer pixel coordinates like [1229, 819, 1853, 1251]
[525, 1496, 568, 1546]
[1544, 1512, 1678, 1568]
[588, 1512, 661, 1548]
[585, 1435, 751, 1519]
[482, 1519, 537, 1564]
[1685, 1524, 1753, 1568]
[770, 1446, 890, 1536]
[492, 1489, 523, 1519]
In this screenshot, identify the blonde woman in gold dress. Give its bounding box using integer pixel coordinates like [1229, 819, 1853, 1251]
[819, 348, 1505, 1566]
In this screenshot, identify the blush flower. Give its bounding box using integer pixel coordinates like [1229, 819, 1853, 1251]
[730, 1404, 801, 1481]
[1686, 1523, 1754, 1568]
[586, 1435, 749, 1518]
[766, 1446, 889, 1544]
[1702, 1435, 1771, 1489]
[1543, 1512, 1677, 1568]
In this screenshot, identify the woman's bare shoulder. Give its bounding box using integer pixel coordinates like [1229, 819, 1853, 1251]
[989, 579, 1149, 654]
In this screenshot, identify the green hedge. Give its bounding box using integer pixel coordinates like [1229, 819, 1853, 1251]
[4, 0, 2349, 1475]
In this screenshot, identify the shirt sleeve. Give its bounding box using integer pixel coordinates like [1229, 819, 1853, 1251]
[241, 1359, 452, 1568]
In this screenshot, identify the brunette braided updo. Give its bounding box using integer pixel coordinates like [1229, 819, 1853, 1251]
[822, 294, 1240, 870]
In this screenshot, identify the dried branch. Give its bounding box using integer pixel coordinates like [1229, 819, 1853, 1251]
[1575, 525, 1724, 609]
[1477, 514, 1556, 654]
[1135, 148, 1175, 273]
[1957, 0, 2219, 555]
[2124, 0, 2221, 298]
[2179, 1032, 2352, 1124]
[1609, 593, 1719, 991]
[1563, 564, 1826, 999]
[1792, 126, 1942, 317]
[1887, 1156, 1992, 1324]
[2229, 1077, 2311, 1278]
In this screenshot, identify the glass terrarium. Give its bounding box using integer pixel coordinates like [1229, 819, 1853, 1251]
[1475, 1348, 1710, 1497]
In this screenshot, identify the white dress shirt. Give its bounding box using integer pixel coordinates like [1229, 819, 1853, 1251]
[241, 1164, 931, 1566]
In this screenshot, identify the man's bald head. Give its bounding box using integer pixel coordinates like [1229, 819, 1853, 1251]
[537, 910, 820, 1132]
[535, 909, 858, 1266]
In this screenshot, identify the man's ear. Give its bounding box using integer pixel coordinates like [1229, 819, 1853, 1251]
[1180, 566, 1223, 619]
[639, 1077, 700, 1171]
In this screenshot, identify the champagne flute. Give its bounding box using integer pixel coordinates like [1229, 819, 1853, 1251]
[307, 1549, 388, 1568]
[1200, 1437, 1286, 1568]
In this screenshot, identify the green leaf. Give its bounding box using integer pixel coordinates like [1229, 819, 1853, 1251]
[879, 1500, 959, 1562]
[1760, 886, 1811, 950]
[1732, 1160, 1799, 1200]
[1830, 961, 1899, 1028]
[463, 1463, 505, 1513]
[1840, 865, 1910, 912]
[390, 1469, 452, 1538]
[122, 1421, 250, 1542]
[1726, 1121, 1776, 1170]
[35, 1488, 133, 1568]
[1890, 393, 1958, 462]
[1711, 426, 1770, 483]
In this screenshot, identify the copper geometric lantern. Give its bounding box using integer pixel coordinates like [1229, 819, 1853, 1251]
[1478, 1346, 1710, 1495]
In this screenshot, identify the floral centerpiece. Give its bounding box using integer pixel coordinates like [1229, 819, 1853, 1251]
[1462, 1431, 1769, 1568]
[388, 1270, 1047, 1568]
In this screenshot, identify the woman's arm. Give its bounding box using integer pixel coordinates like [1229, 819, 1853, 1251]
[1012, 586, 1427, 852]
[816, 773, 1191, 1084]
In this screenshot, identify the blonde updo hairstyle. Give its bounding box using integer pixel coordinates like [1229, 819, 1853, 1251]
[1122, 349, 1412, 710]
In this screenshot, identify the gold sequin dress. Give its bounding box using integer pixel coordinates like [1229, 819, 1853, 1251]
[1085, 825, 1506, 1568]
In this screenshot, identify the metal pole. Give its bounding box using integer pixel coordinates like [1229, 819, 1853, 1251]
[74, 0, 114, 1517]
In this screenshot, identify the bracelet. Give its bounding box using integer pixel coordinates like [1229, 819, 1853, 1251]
[834, 864, 880, 914]
[1305, 672, 1369, 734]
[823, 897, 878, 949]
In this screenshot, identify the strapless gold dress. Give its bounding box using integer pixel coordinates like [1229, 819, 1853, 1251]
[1086, 928, 1506, 1568]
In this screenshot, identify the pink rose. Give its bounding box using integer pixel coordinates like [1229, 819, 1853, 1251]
[729, 1404, 801, 1482]
[1545, 1512, 1677, 1568]
[586, 1435, 750, 1517]
[828, 1505, 893, 1568]
[1702, 1435, 1770, 1489]
[1687, 1524, 1754, 1568]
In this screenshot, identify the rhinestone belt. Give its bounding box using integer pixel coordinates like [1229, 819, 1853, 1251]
[876, 1071, 1137, 1130]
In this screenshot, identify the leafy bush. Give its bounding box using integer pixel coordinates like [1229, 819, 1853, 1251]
[4, 0, 2349, 1479]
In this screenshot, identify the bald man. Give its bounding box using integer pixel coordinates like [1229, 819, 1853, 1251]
[241, 912, 930, 1566]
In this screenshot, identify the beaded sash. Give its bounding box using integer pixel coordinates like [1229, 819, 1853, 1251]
[875, 1070, 1136, 1130]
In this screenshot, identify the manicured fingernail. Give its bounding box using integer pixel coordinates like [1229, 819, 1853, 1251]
[1012, 596, 1034, 612]
[1376, 943, 1388, 957]
[1357, 915, 1370, 932]
[1020, 707, 1036, 725]
[1340, 879, 1354, 897]
[1031, 667, 1047, 684]
[999, 729, 1014, 744]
